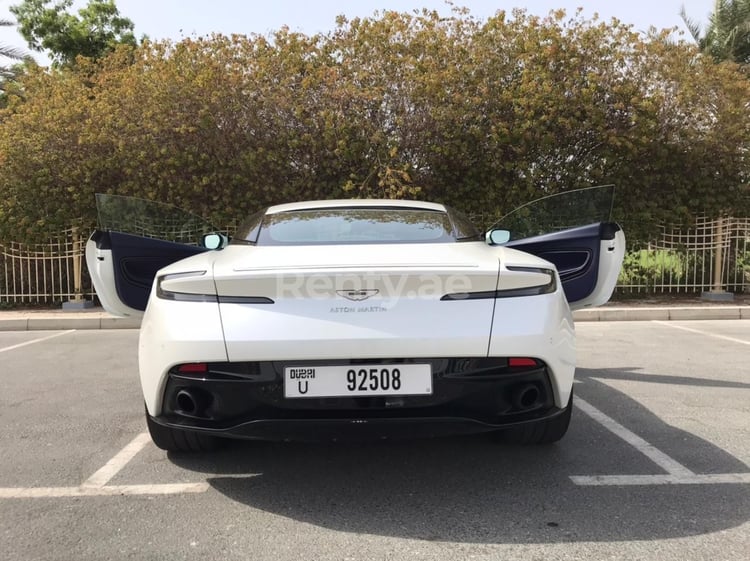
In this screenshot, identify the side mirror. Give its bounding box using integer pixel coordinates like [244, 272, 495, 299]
[486, 229, 511, 245]
[202, 233, 229, 250]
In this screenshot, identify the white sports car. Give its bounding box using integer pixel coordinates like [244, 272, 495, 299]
[87, 186, 624, 452]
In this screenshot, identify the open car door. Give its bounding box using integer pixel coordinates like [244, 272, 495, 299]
[86, 194, 217, 317]
[487, 185, 625, 311]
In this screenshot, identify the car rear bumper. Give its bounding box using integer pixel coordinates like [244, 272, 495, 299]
[148, 408, 568, 442]
[151, 358, 565, 441]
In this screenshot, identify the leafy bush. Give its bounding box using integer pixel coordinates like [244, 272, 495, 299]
[618, 250, 687, 289]
[1, 9, 748, 243]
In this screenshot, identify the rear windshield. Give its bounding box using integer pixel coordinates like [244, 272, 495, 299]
[237, 208, 457, 246]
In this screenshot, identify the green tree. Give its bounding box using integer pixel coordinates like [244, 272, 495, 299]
[10, 0, 136, 67]
[0, 19, 28, 79]
[0, 19, 33, 109]
[681, 0, 750, 63]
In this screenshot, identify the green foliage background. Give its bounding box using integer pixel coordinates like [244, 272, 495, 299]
[0, 8, 749, 243]
[10, 0, 137, 67]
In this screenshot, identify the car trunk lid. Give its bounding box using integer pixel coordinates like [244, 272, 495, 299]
[212, 243, 500, 361]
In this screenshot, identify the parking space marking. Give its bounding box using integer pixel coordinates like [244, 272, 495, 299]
[572, 397, 749, 486]
[82, 432, 151, 488]
[0, 483, 209, 499]
[0, 330, 76, 354]
[570, 473, 750, 486]
[575, 397, 695, 476]
[0, 431, 211, 499]
[653, 320, 750, 345]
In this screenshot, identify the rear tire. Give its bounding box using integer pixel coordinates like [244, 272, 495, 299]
[146, 409, 221, 452]
[495, 392, 573, 445]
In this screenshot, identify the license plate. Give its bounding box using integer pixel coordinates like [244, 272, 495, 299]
[284, 364, 432, 398]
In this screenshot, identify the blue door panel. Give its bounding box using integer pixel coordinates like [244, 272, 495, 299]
[534, 249, 591, 277]
[102, 231, 207, 311]
[505, 223, 603, 303]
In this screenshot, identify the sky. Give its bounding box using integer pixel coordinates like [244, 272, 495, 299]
[1, 0, 716, 65]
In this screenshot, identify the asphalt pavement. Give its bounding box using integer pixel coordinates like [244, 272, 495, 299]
[0, 320, 748, 560]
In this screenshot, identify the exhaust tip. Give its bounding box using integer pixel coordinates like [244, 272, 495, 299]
[175, 388, 210, 417]
[513, 384, 541, 411]
[176, 389, 198, 415]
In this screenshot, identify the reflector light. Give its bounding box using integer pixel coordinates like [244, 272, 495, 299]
[508, 358, 537, 367]
[178, 363, 208, 373]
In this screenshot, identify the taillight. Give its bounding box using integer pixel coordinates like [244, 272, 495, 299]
[440, 267, 556, 300]
[508, 357, 538, 367]
[156, 271, 216, 302]
[177, 363, 208, 373]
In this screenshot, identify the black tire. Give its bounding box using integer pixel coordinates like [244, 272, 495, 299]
[495, 392, 573, 445]
[146, 410, 221, 452]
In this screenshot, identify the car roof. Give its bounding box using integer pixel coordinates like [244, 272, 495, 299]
[265, 199, 447, 215]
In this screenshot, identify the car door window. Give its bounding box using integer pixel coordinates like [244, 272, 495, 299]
[492, 185, 615, 241]
[95, 194, 216, 245]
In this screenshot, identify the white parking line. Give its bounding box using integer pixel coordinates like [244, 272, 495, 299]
[0, 330, 76, 354]
[575, 398, 695, 477]
[0, 430, 211, 499]
[653, 320, 750, 346]
[0, 483, 209, 499]
[571, 397, 750, 486]
[82, 432, 151, 488]
[570, 473, 750, 486]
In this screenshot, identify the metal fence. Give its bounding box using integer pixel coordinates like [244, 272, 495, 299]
[1, 217, 748, 305]
[0, 228, 95, 304]
[615, 216, 750, 295]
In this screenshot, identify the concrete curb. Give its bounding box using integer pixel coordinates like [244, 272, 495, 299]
[0, 306, 748, 331]
[573, 306, 750, 322]
[0, 313, 141, 331]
